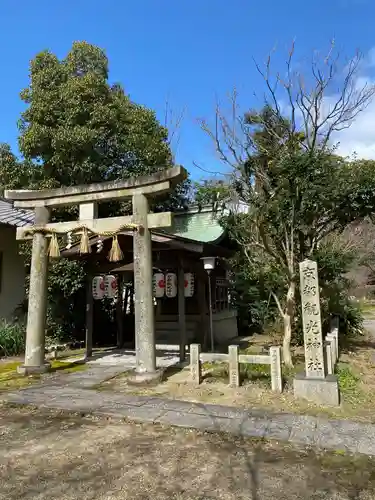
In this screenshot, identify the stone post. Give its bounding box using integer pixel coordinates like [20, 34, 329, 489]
[228, 345, 240, 387]
[294, 259, 339, 406]
[270, 346, 282, 393]
[190, 344, 201, 384]
[19, 207, 50, 375]
[326, 334, 337, 364]
[132, 193, 156, 377]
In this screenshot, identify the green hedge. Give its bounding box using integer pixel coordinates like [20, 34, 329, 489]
[0, 320, 25, 357]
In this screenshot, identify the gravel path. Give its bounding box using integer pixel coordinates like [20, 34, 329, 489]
[0, 405, 374, 500]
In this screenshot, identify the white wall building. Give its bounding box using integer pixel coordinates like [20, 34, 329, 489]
[0, 199, 33, 320]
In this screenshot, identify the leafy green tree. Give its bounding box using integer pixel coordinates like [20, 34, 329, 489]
[223, 150, 375, 364]
[0, 144, 40, 192]
[19, 42, 173, 186]
[4, 41, 188, 341]
[192, 179, 230, 209]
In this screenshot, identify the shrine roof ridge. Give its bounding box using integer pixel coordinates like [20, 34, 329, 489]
[4, 166, 187, 203]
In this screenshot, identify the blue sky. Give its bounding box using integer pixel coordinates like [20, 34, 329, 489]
[1, 0, 374, 179]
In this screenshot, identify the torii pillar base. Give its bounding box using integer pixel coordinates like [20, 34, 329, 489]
[17, 363, 51, 376]
[127, 369, 164, 386]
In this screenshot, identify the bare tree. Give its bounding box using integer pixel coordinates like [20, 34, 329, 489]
[199, 41, 375, 365]
[163, 96, 186, 162]
[200, 41, 375, 168]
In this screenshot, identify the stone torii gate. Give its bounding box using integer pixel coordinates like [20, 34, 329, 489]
[5, 166, 187, 380]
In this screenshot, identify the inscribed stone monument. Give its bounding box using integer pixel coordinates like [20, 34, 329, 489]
[294, 259, 339, 406]
[299, 259, 325, 379]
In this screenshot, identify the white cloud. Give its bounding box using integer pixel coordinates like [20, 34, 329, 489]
[263, 48, 375, 160]
[332, 83, 375, 159]
[331, 51, 375, 160]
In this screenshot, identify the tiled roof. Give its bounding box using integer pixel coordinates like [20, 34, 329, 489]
[164, 206, 225, 243]
[0, 198, 34, 227]
[163, 202, 249, 243]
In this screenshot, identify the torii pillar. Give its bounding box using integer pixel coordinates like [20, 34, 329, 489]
[5, 166, 187, 378]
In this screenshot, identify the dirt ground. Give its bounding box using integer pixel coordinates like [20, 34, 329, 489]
[0, 405, 374, 500]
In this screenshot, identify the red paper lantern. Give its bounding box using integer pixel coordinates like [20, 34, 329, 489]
[105, 275, 117, 299]
[153, 273, 165, 298]
[92, 276, 105, 300]
[184, 272, 194, 297]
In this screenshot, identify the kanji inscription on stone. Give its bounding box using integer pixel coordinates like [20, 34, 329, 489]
[270, 346, 282, 392]
[299, 259, 326, 379]
[190, 344, 202, 384]
[228, 345, 240, 388]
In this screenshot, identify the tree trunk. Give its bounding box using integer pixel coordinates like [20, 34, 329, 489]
[282, 280, 296, 367]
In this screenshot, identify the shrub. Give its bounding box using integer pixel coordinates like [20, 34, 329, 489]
[0, 320, 25, 357]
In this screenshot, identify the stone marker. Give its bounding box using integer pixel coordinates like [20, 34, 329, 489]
[190, 344, 202, 384]
[270, 346, 282, 393]
[299, 259, 325, 379]
[294, 259, 340, 406]
[228, 345, 240, 388]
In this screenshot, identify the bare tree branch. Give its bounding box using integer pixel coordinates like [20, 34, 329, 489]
[163, 97, 186, 160]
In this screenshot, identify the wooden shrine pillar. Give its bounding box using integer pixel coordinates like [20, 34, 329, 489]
[197, 273, 209, 350]
[116, 274, 124, 348]
[81, 203, 97, 360]
[178, 263, 186, 362]
[85, 273, 94, 359]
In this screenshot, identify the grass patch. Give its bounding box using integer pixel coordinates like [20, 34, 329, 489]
[0, 359, 87, 393]
[358, 299, 375, 315]
[240, 363, 270, 385]
[0, 361, 38, 391]
[202, 360, 272, 386]
[0, 320, 25, 357]
[0, 361, 22, 373]
[50, 360, 87, 374]
[337, 363, 360, 394]
[335, 362, 370, 409]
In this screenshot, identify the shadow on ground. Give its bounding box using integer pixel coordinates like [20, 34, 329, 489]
[0, 405, 374, 500]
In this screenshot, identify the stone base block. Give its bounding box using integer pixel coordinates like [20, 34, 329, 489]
[17, 363, 51, 376]
[127, 369, 164, 386]
[293, 374, 340, 407]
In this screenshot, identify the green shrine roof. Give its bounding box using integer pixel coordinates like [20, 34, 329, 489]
[164, 206, 226, 244]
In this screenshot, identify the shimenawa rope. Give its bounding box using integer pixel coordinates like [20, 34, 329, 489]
[24, 223, 139, 262]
